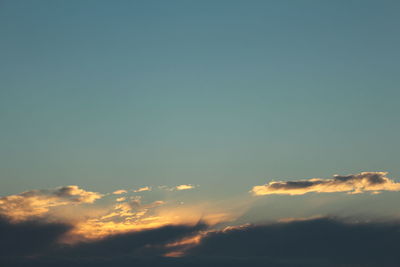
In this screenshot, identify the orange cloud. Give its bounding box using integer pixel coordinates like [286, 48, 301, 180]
[116, 197, 126, 202]
[65, 199, 240, 243]
[112, 189, 127, 195]
[164, 223, 252, 258]
[133, 186, 151, 192]
[176, 184, 195, 191]
[251, 172, 400, 196]
[164, 233, 205, 257]
[0, 186, 102, 222]
[0, 184, 247, 244]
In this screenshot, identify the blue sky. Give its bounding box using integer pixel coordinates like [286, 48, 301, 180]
[2, 2, 400, 266]
[1, 0, 400, 200]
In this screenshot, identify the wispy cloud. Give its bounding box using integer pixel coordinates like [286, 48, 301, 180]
[159, 185, 197, 191]
[251, 172, 400, 196]
[176, 185, 196, 191]
[133, 186, 151, 192]
[116, 197, 126, 202]
[112, 189, 128, 195]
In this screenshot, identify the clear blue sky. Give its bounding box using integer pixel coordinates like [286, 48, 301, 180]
[1, 0, 400, 198]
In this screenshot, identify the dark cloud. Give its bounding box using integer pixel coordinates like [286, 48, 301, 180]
[0, 256, 319, 267]
[0, 216, 71, 259]
[0, 220, 208, 266]
[252, 172, 400, 195]
[2, 215, 400, 266]
[187, 217, 400, 266]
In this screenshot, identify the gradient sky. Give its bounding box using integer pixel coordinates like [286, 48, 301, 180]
[1, 0, 400, 206]
[2, 2, 400, 266]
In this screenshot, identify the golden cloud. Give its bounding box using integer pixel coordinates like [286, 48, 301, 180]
[133, 186, 151, 192]
[112, 189, 127, 195]
[175, 185, 195, 191]
[65, 199, 238, 242]
[251, 172, 400, 196]
[0, 185, 102, 221]
[0, 182, 247, 245]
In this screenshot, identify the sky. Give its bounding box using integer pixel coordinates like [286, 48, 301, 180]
[1, 1, 400, 266]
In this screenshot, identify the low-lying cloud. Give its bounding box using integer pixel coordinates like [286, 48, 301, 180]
[251, 172, 400, 196]
[0, 216, 71, 259]
[0, 184, 231, 243]
[185, 217, 400, 266]
[2, 172, 400, 266]
[2, 216, 400, 266]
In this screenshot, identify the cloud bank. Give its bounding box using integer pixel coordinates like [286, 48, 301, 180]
[2, 216, 400, 266]
[2, 172, 400, 266]
[185, 217, 400, 266]
[0, 216, 71, 259]
[251, 172, 400, 196]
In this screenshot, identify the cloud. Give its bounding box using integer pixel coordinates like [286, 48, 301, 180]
[133, 186, 151, 193]
[9, 176, 400, 266]
[152, 200, 166, 206]
[175, 185, 195, 191]
[0, 186, 103, 221]
[60, 223, 207, 259]
[0, 216, 71, 258]
[113, 189, 127, 195]
[3, 217, 400, 266]
[185, 217, 400, 266]
[0, 184, 237, 244]
[251, 172, 400, 196]
[159, 185, 197, 191]
[0, 213, 205, 265]
[116, 197, 126, 202]
[68, 198, 231, 242]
